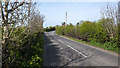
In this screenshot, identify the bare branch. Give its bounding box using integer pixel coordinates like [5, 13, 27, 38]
[8, 2, 25, 13]
[0, 1, 5, 21]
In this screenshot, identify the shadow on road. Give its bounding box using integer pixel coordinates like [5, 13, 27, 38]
[43, 34, 62, 66]
[43, 33, 93, 67]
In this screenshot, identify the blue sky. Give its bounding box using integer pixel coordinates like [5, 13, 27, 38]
[38, 2, 117, 28]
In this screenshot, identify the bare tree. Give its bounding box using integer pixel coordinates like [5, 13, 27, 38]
[0, 0, 45, 67]
[101, 3, 118, 38]
[0, 1, 27, 43]
[0, 0, 32, 67]
[29, 4, 45, 34]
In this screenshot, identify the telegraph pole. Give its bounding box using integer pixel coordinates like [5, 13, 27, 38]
[66, 11, 67, 24]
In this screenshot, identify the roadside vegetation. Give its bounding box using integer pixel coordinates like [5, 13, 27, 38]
[0, 25, 1, 42]
[0, 1, 44, 67]
[44, 26, 56, 32]
[56, 4, 119, 54]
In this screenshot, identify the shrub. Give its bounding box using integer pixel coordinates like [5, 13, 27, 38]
[64, 23, 75, 37]
[56, 26, 65, 35]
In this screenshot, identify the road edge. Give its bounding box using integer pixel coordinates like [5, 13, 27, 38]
[57, 34, 119, 56]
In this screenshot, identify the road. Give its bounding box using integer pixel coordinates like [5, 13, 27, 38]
[43, 31, 119, 67]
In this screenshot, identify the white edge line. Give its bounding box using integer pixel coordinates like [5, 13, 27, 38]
[67, 45, 87, 58]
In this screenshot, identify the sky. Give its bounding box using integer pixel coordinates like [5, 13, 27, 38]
[38, 2, 118, 28]
[10, 0, 119, 2]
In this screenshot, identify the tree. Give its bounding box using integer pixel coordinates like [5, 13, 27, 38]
[0, 1, 27, 43]
[0, 1, 32, 67]
[29, 5, 45, 33]
[101, 3, 118, 38]
[0, 1, 45, 67]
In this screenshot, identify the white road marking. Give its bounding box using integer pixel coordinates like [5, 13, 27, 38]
[50, 40, 54, 42]
[58, 39, 64, 43]
[49, 43, 58, 45]
[67, 45, 87, 58]
[54, 37, 56, 39]
[53, 43, 58, 45]
[60, 48, 63, 50]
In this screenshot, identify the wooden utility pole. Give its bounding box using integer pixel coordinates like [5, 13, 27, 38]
[66, 12, 67, 24]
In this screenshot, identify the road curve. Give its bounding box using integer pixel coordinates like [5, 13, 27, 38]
[43, 31, 119, 67]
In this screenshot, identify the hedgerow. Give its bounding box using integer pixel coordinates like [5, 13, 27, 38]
[56, 19, 119, 53]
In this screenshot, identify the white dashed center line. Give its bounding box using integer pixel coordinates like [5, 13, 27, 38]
[67, 45, 87, 58]
[54, 37, 56, 39]
[57, 38, 87, 58]
[58, 39, 64, 43]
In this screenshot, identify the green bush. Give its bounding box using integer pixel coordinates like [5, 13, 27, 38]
[19, 32, 44, 67]
[56, 26, 65, 35]
[104, 42, 118, 53]
[64, 23, 75, 37]
[79, 21, 95, 41]
[89, 21, 109, 43]
[2, 29, 44, 67]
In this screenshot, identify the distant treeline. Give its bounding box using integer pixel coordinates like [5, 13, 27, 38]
[56, 18, 119, 53]
[44, 26, 55, 32]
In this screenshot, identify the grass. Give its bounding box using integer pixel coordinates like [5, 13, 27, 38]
[59, 35, 119, 54]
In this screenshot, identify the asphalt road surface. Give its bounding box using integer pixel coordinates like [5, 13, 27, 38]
[43, 31, 119, 67]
